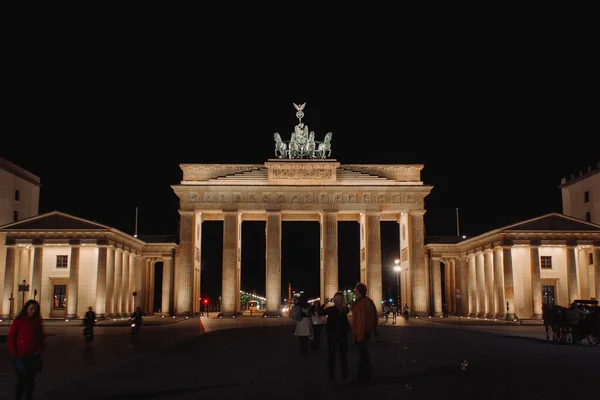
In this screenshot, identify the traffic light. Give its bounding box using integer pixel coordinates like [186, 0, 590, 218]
[204, 299, 208, 305]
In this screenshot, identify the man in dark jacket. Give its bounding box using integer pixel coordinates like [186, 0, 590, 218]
[83, 306, 96, 344]
[350, 282, 378, 385]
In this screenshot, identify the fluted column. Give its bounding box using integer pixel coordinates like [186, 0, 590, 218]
[493, 247, 505, 317]
[17, 248, 31, 310]
[577, 247, 590, 299]
[503, 246, 516, 319]
[176, 211, 194, 315]
[193, 214, 203, 315]
[1, 247, 16, 318]
[320, 212, 339, 301]
[432, 259, 442, 316]
[132, 255, 143, 313]
[221, 212, 240, 316]
[467, 254, 477, 316]
[121, 251, 130, 314]
[66, 245, 80, 318]
[162, 256, 173, 316]
[31, 246, 43, 303]
[475, 252, 485, 317]
[95, 246, 107, 319]
[484, 250, 494, 318]
[105, 247, 115, 317]
[444, 261, 452, 314]
[566, 245, 578, 304]
[530, 244, 542, 317]
[457, 257, 469, 316]
[265, 211, 282, 316]
[114, 248, 123, 315]
[363, 212, 382, 311]
[450, 259, 457, 313]
[595, 247, 600, 301]
[409, 211, 427, 315]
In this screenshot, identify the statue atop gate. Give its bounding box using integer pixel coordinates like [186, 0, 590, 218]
[273, 103, 333, 159]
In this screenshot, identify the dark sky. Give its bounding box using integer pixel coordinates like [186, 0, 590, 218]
[3, 4, 597, 302]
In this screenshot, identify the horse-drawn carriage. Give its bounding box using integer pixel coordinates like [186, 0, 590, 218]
[542, 300, 599, 345]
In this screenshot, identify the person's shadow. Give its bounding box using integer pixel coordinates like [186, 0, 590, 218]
[81, 344, 97, 365]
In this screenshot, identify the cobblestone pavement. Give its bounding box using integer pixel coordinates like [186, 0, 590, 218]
[1, 315, 598, 399]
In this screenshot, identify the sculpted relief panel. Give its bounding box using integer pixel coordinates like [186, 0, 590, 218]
[186, 191, 424, 205]
[272, 168, 332, 180]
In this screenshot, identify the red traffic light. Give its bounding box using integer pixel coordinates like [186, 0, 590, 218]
[203, 299, 208, 304]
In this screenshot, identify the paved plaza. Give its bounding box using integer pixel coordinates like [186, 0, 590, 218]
[1, 315, 598, 399]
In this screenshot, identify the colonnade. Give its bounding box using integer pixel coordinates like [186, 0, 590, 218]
[174, 210, 429, 317]
[430, 244, 600, 319]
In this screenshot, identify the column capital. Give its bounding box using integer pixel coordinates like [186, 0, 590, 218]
[408, 210, 426, 217]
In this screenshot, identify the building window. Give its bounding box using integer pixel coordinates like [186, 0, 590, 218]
[15, 189, 20, 201]
[584, 191, 590, 203]
[590, 253, 594, 265]
[13, 210, 18, 222]
[53, 285, 67, 309]
[585, 212, 591, 222]
[56, 255, 68, 268]
[541, 256, 552, 269]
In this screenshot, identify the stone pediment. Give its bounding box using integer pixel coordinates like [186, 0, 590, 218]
[501, 213, 600, 232]
[0, 211, 110, 231]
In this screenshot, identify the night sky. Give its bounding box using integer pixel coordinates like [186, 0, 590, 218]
[3, 4, 597, 302]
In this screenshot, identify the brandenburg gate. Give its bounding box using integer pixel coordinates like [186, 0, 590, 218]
[170, 105, 433, 316]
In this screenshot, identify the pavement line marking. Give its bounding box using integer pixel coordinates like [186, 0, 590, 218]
[198, 317, 205, 334]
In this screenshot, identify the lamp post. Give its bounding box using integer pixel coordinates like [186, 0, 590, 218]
[394, 259, 401, 313]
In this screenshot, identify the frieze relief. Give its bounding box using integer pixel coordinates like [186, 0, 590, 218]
[185, 191, 426, 205]
[272, 168, 332, 180]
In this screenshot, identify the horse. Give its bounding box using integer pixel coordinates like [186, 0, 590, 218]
[542, 304, 567, 341]
[273, 133, 287, 158]
[316, 132, 332, 158]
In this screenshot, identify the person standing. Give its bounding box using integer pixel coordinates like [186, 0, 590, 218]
[83, 306, 96, 345]
[130, 306, 143, 337]
[350, 282, 378, 385]
[324, 292, 350, 383]
[292, 293, 313, 354]
[8, 299, 45, 400]
[309, 299, 325, 350]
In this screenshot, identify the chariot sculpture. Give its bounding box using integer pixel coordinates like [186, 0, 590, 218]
[273, 103, 333, 159]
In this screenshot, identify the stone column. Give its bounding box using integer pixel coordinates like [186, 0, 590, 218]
[431, 259, 442, 316]
[105, 247, 115, 317]
[31, 245, 43, 303]
[66, 245, 80, 318]
[128, 253, 137, 313]
[450, 259, 457, 314]
[458, 257, 468, 316]
[577, 247, 590, 299]
[566, 245, 579, 304]
[95, 246, 107, 319]
[594, 246, 600, 301]
[162, 256, 173, 316]
[114, 248, 123, 315]
[17, 248, 31, 309]
[1, 247, 16, 318]
[484, 250, 494, 318]
[145, 260, 151, 314]
[221, 212, 240, 316]
[265, 211, 282, 316]
[467, 254, 477, 316]
[121, 251, 130, 314]
[475, 252, 485, 317]
[365, 212, 383, 311]
[194, 213, 203, 315]
[493, 247, 505, 317]
[529, 244, 542, 317]
[320, 212, 338, 301]
[176, 211, 194, 315]
[132, 255, 143, 313]
[409, 211, 427, 315]
[444, 261, 452, 314]
[503, 246, 516, 320]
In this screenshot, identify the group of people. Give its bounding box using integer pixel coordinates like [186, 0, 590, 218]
[291, 282, 380, 385]
[7, 300, 144, 399]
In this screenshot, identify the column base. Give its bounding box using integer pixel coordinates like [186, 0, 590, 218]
[531, 314, 542, 319]
[66, 314, 79, 320]
[95, 314, 106, 320]
[216, 311, 243, 318]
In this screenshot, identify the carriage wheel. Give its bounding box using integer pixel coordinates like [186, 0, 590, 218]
[587, 333, 599, 346]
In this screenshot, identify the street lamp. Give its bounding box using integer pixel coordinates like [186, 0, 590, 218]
[394, 259, 401, 311]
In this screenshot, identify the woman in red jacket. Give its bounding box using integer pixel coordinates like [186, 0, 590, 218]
[8, 299, 45, 400]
